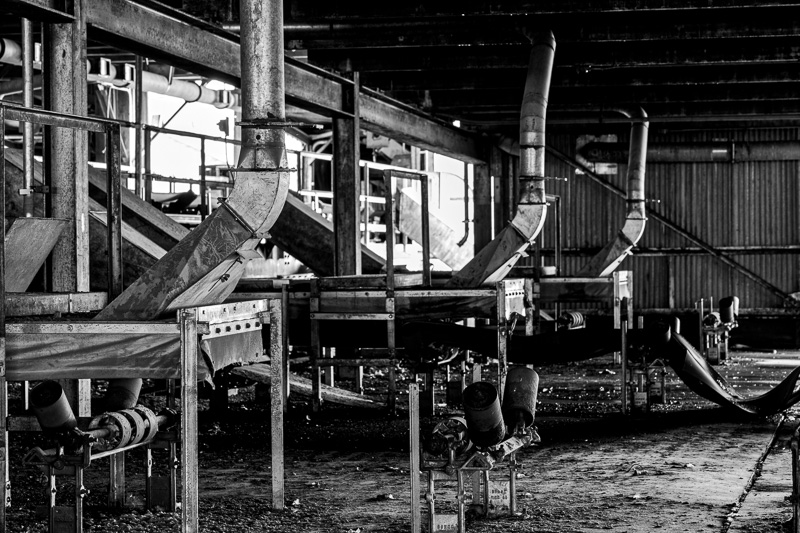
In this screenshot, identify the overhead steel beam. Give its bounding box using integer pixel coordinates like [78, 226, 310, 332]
[82, 0, 483, 163]
[365, 63, 800, 93]
[308, 37, 800, 73]
[4, 0, 74, 22]
[392, 82, 800, 112]
[277, 8, 800, 49]
[285, 0, 800, 18]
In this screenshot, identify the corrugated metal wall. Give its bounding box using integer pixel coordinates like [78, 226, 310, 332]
[527, 128, 800, 309]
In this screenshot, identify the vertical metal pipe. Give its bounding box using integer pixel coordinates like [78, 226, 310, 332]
[238, 0, 285, 169]
[21, 18, 35, 217]
[200, 138, 207, 220]
[409, 383, 421, 533]
[621, 320, 628, 414]
[554, 196, 562, 275]
[105, 125, 123, 298]
[144, 126, 152, 202]
[134, 55, 144, 199]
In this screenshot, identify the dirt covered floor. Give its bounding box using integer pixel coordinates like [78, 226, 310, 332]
[6, 348, 800, 532]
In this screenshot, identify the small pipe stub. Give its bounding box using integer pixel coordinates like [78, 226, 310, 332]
[463, 381, 506, 447]
[719, 296, 740, 324]
[30, 381, 77, 433]
[502, 367, 539, 430]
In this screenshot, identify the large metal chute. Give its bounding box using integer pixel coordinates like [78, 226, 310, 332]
[577, 107, 649, 277]
[96, 0, 289, 321]
[447, 31, 555, 287]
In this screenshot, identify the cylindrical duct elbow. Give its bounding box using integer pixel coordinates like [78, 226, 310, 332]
[618, 106, 649, 218]
[0, 38, 22, 66]
[105, 378, 143, 411]
[519, 31, 555, 187]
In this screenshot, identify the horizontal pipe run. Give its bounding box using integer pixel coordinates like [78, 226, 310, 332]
[532, 245, 800, 256]
[580, 141, 800, 162]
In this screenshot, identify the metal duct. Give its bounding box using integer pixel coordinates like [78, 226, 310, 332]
[447, 31, 555, 288]
[577, 107, 649, 277]
[87, 63, 238, 109]
[96, 0, 289, 320]
[0, 38, 22, 65]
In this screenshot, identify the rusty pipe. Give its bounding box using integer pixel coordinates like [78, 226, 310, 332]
[233, 0, 290, 234]
[448, 31, 555, 287]
[577, 106, 649, 277]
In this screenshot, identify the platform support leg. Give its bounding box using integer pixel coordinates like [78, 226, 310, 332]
[409, 384, 420, 533]
[270, 300, 285, 510]
[180, 310, 199, 533]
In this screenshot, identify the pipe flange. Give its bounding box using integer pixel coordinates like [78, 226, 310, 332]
[120, 409, 147, 446]
[133, 405, 160, 444]
[89, 411, 131, 451]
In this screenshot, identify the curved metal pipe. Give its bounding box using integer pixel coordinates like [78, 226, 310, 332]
[577, 106, 649, 277]
[87, 63, 237, 110]
[448, 31, 555, 287]
[0, 38, 22, 65]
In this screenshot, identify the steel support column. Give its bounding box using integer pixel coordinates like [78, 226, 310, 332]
[473, 162, 492, 256]
[333, 72, 361, 276]
[45, 0, 91, 415]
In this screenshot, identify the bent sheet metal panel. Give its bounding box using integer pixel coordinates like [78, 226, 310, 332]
[663, 331, 800, 415]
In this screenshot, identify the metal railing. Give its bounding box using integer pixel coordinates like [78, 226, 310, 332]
[0, 101, 124, 298]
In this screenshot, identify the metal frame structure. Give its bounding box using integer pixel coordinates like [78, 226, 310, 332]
[0, 298, 284, 533]
[531, 270, 635, 412]
[0, 102, 125, 297]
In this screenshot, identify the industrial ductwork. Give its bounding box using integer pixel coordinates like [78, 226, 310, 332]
[447, 31, 555, 288]
[88, 62, 238, 109]
[577, 107, 649, 277]
[96, 0, 289, 320]
[0, 38, 22, 65]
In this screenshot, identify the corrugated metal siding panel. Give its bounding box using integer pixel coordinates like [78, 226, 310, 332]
[533, 128, 800, 308]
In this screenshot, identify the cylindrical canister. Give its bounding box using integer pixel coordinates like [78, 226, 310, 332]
[30, 381, 77, 432]
[462, 381, 505, 447]
[105, 378, 143, 411]
[502, 366, 539, 429]
[718, 296, 739, 324]
[671, 317, 681, 336]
